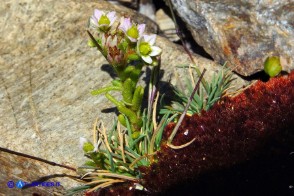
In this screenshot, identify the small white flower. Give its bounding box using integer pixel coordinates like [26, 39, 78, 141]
[79, 137, 94, 152]
[90, 9, 116, 31]
[79, 137, 88, 150]
[119, 17, 145, 42]
[136, 34, 162, 64]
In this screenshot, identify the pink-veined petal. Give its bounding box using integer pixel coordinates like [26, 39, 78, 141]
[136, 39, 142, 54]
[109, 36, 117, 47]
[119, 17, 125, 28]
[107, 11, 116, 20]
[89, 16, 98, 27]
[149, 46, 162, 56]
[114, 54, 123, 62]
[79, 137, 88, 150]
[142, 55, 152, 64]
[94, 9, 103, 20]
[101, 34, 106, 47]
[137, 24, 146, 37]
[106, 36, 111, 46]
[127, 36, 137, 42]
[107, 11, 117, 25]
[107, 54, 114, 63]
[144, 34, 156, 45]
[119, 20, 126, 32]
[119, 17, 132, 32]
[125, 18, 132, 28]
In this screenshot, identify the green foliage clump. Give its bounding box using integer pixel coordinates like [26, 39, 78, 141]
[161, 65, 234, 116]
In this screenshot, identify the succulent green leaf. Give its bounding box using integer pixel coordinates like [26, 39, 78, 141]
[131, 86, 144, 111]
[129, 63, 143, 84]
[123, 66, 135, 79]
[111, 79, 123, 87]
[117, 105, 138, 124]
[122, 78, 134, 104]
[91, 86, 122, 95]
[105, 93, 123, 107]
[118, 114, 127, 127]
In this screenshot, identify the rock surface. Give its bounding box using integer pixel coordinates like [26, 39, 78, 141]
[0, 0, 247, 194]
[0, 150, 74, 195]
[170, 0, 294, 76]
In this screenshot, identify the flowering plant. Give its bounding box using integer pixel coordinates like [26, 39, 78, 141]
[71, 8, 229, 195]
[87, 9, 161, 139]
[68, 9, 167, 194]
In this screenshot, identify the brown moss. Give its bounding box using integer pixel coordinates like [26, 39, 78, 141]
[142, 71, 294, 193]
[93, 71, 294, 195]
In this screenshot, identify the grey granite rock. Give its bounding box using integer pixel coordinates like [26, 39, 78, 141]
[0, 150, 73, 195]
[170, 0, 294, 76]
[0, 0, 248, 194]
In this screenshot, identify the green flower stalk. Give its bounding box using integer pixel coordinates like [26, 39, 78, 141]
[87, 9, 162, 138]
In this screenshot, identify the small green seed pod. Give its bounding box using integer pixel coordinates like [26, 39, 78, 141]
[264, 56, 282, 77]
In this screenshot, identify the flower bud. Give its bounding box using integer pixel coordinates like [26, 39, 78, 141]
[79, 137, 94, 152]
[87, 39, 96, 47]
[127, 53, 140, 61]
[264, 56, 282, 77]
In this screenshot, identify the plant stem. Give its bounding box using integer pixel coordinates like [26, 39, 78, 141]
[167, 68, 206, 145]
